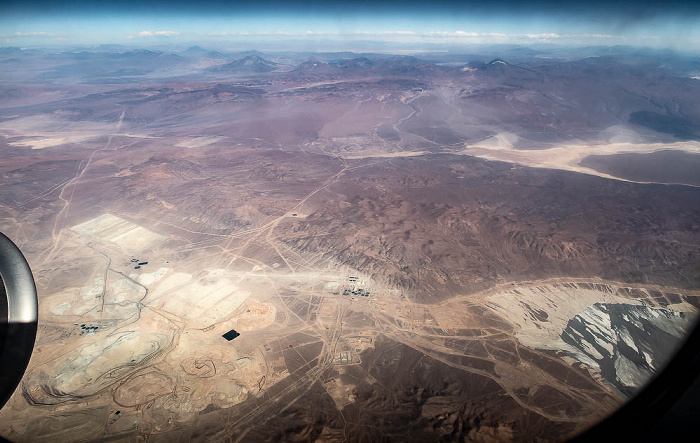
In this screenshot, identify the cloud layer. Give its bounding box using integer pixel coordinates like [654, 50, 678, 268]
[130, 30, 179, 38]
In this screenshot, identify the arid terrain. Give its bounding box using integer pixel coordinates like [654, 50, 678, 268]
[0, 45, 699, 442]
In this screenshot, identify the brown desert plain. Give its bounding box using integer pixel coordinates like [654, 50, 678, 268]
[0, 47, 699, 441]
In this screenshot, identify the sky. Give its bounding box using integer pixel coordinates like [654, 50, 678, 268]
[1, 0, 700, 50]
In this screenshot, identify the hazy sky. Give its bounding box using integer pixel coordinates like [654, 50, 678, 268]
[1, 0, 699, 50]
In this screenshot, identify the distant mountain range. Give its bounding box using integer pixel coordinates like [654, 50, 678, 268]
[207, 55, 278, 73]
[289, 55, 449, 78]
[182, 46, 225, 59]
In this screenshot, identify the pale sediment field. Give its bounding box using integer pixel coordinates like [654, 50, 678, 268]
[480, 281, 698, 392]
[175, 136, 227, 148]
[461, 135, 700, 184]
[482, 281, 697, 350]
[71, 214, 167, 253]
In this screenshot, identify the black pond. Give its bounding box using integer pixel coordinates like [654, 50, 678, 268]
[222, 329, 240, 341]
